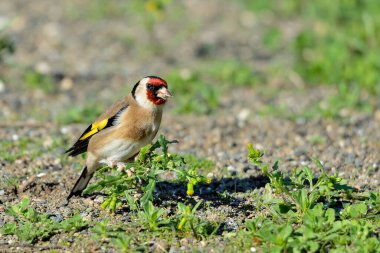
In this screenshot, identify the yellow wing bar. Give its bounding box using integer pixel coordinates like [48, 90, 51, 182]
[79, 118, 109, 141]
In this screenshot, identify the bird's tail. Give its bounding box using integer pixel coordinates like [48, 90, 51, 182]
[67, 166, 93, 200]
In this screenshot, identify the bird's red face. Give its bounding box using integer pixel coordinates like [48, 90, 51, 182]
[145, 77, 172, 105]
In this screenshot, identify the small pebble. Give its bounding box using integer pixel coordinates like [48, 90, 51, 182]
[37, 172, 46, 177]
[60, 127, 70, 134]
[12, 134, 19, 141]
[0, 79, 5, 93]
[227, 165, 237, 176]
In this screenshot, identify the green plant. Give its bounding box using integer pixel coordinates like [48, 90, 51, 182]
[84, 135, 211, 212]
[57, 103, 103, 124]
[0, 34, 14, 62]
[242, 144, 380, 252]
[87, 200, 218, 251]
[182, 154, 215, 173]
[0, 140, 19, 162]
[245, 202, 379, 253]
[166, 70, 220, 114]
[1, 198, 87, 243]
[141, 0, 172, 31]
[0, 137, 39, 162]
[291, 0, 380, 95]
[121, 0, 173, 55]
[166, 59, 257, 114]
[239, 0, 380, 118]
[137, 201, 167, 231]
[265, 160, 354, 217]
[177, 200, 219, 240]
[4, 176, 18, 188]
[65, 0, 128, 20]
[318, 83, 373, 118]
[24, 69, 56, 93]
[90, 219, 133, 251]
[204, 60, 256, 87]
[242, 0, 380, 93]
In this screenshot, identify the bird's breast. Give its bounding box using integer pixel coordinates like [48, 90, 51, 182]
[97, 108, 162, 162]
[99, 139, 140, 162]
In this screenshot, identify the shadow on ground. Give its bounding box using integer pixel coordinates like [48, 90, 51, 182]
[155, 175, 269, 207]
[72, 175, 269, 210]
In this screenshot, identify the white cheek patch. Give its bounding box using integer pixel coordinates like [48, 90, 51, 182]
[134, 78, 162, 109]
[136, 93, 156, 109]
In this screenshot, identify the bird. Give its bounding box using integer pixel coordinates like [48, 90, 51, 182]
[65, 76, 172, 200]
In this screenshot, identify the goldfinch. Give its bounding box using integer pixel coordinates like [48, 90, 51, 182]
[65, 76, 172, 200]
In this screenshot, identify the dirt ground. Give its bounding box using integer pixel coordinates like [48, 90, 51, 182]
[0, 0, 379, 252]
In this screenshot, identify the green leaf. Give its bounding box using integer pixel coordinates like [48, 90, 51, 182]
[348, 203, 367, 218]
[140, 179, 156, 208]
[177, 202, 187, 213]
[325, 208, 335, 223]
[312, 158, 326, 175]
[124, 191, 138, 211]
[192, 200, 203, 215]
[303, 166, 314, 188]
[274, 224, 292, 245]
[247, 143, 264, 166]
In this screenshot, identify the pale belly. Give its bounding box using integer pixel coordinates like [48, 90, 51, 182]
[99, 137, 152, 162]
[96, 116, 161, 163]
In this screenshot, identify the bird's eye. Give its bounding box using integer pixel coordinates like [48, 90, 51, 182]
[147, 84, 155, 91]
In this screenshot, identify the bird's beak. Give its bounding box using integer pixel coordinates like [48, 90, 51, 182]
[157, 87, 172, 99]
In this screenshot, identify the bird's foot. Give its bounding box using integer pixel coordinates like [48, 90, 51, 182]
[100, 159, 118, 168]
[126, 167, 136, 177]
[99, 159, 134, 175]
[116, 162, 126, 172]
[127, 167, 136, 177]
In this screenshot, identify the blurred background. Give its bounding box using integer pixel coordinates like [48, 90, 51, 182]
[0, 0, 379, 181]
[1, 0, 379, 123]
